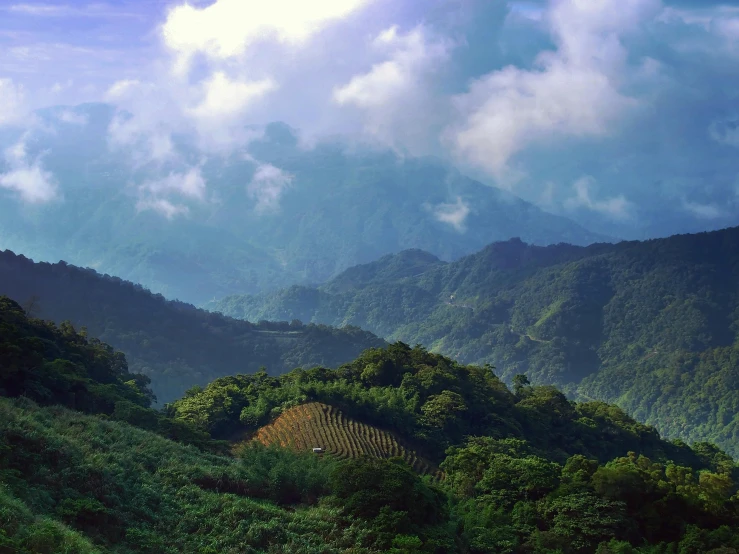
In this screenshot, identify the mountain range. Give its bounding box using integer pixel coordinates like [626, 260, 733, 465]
[0, 104, 610, 306]
[211, 226, 739, 457]
[0, 249, 384, 404]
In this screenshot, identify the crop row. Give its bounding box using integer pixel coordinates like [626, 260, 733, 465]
[253, 402, 444, 480]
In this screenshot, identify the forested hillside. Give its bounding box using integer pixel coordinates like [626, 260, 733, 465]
[211, 227, 739, 456]
[0, 251, 385, 403]
[2, 303, 739, 553]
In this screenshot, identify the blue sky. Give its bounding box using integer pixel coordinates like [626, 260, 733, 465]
[1, 0, 738, 238]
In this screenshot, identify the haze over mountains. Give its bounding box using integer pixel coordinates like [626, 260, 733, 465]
[0, 104, 612, 305]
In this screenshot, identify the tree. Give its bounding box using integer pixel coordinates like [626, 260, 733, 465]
[513, 374, 531, 397]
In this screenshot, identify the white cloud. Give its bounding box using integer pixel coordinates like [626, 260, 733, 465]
[105, 70, 272, 157]
[188, 72, 277, 122]
[135, 198, 189, 219]
[248, 164, 293, 213]
[162, 0, 375, 74]
[106, 79, 151, 100]
[58, 110, 88, 125]
[334, 26, 449, 109]
[448, 0, 659, 182]
[431, 196, 471, 232]
[108, 112, 176, 165]
[105, 79, 180, 165]
[332, 25, 452, 150]
[140, 167, 207, 201]
[135, 167, 207, 219]
[682, 200, 725, 220]
[0, 136, 58, 203]
[0, 78, 29, 127]
[50, 79, 73, 94]
[564, 176, 632, 220]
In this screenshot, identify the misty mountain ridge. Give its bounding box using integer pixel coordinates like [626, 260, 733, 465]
[0, 103, 611, 306]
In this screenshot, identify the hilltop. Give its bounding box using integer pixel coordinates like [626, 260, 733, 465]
[211, 226, 739, 456]
[0, 250, 385, 403]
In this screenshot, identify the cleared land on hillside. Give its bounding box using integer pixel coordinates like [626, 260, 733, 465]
[251, 402, 444, 480]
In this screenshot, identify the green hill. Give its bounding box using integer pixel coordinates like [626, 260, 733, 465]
[210, 226, 739, 457]
[0, 251, 385, 404]
[2, 301, 739, 553]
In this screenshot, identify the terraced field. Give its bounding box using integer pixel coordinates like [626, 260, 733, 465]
[253, 402, 444, 480]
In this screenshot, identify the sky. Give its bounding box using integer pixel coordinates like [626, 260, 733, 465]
[1, 0, 738, 238]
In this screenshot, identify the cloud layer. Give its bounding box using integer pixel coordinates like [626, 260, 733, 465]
[1, 0, 738, 237]
[0, 134, 57, 203]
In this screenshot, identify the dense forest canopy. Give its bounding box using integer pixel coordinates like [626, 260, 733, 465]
[2, 302, 739, 553]
[0, 251, 385, 404]
[211, 226, 739, 457]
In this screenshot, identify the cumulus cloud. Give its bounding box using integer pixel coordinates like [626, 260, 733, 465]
[50, 79, 73, 95]
[0, 78, 29, 127]
[189, 72, 277, 121]
[57, 110, 88, 125]
[135, 166, 207, 219]
[334, 26, 448, 109]
[564, 176, 632, 221]
[247, 164, 293, 213]
[162, 0, 375, 75]
[0, 135, 58, 203]
[4, 0, 738, 238]
[448, 0, 659, 182]
[333, 25, 452, 151]
[431, 196, 471, 232]
[139, 167, 207, 200]
[682, 200, 725, 219]
[105, 79, 179, 165]
[135, 198, 190, 219]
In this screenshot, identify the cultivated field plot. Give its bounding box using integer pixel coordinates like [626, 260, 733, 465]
[253, 402, 444, 480]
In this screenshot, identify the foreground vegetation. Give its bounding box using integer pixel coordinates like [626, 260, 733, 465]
[212, 226, 739, 457]
[2, 298, 739, 552]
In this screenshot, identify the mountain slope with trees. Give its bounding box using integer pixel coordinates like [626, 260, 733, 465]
[211, 226, 739, 457]
[2, 302, 739, 553]
[0, 251, 385, 404]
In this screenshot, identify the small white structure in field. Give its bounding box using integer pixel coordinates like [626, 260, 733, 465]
[312, 447, 324, 454]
